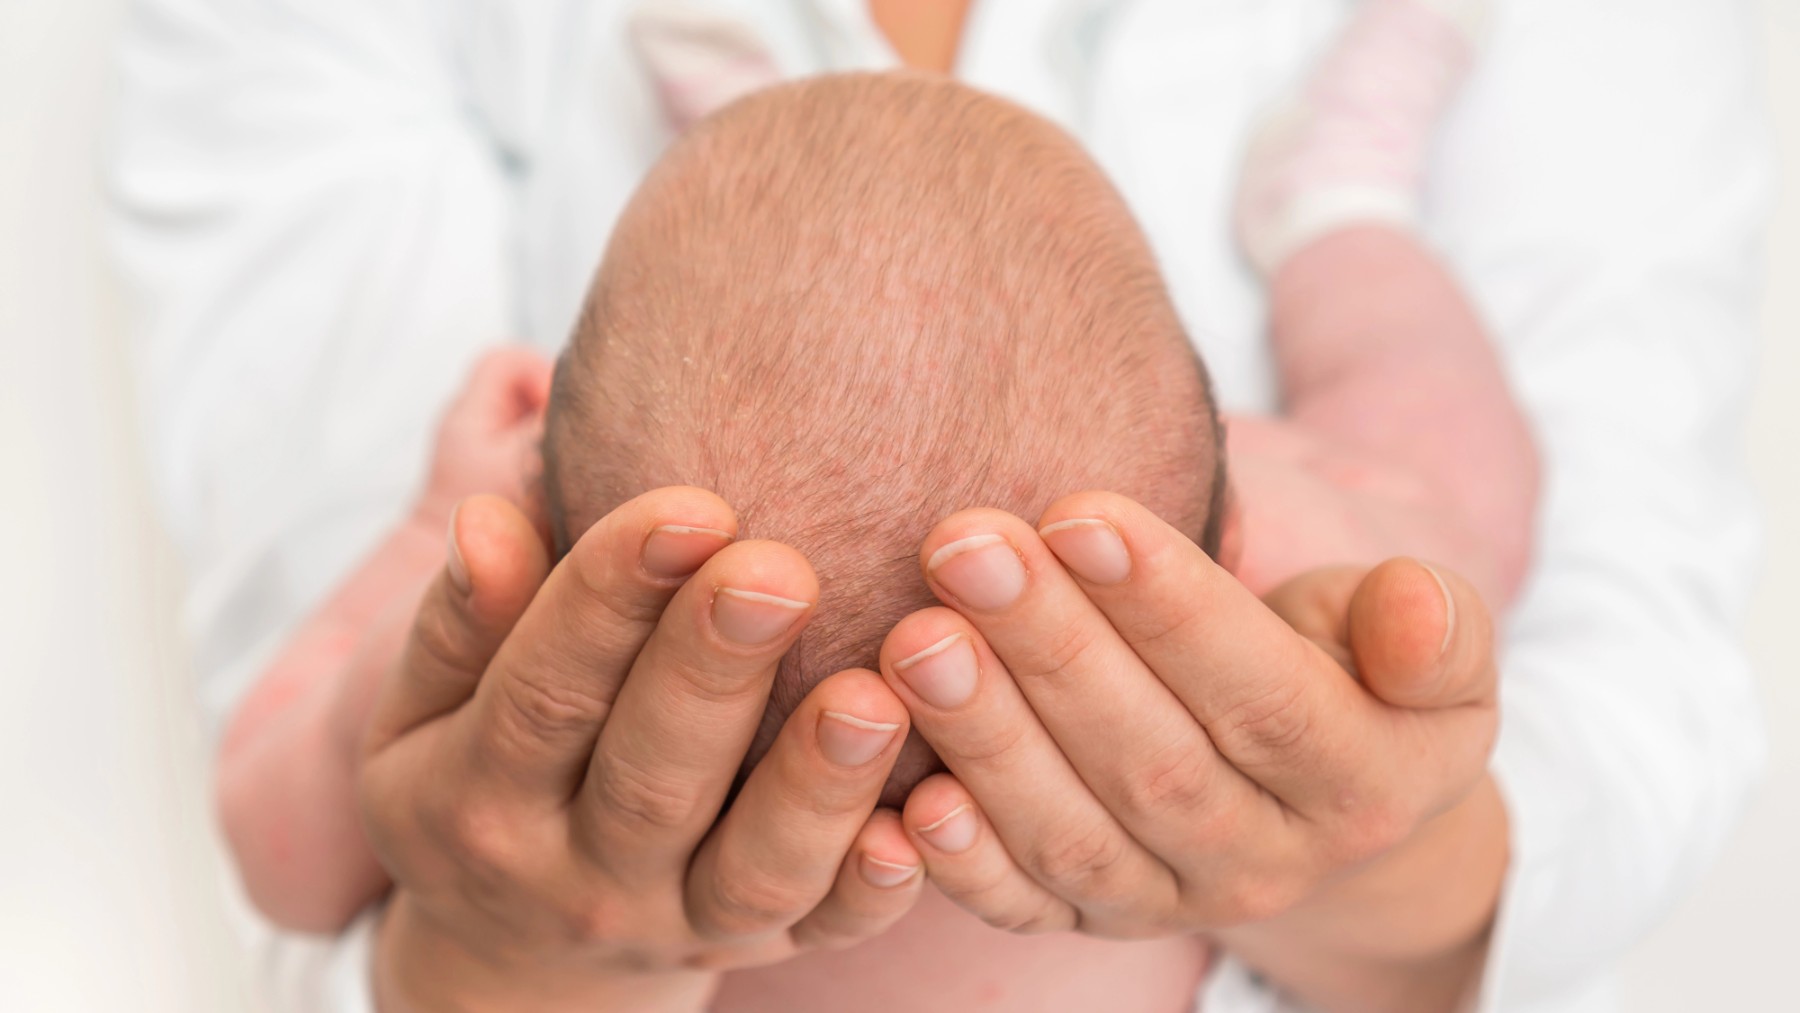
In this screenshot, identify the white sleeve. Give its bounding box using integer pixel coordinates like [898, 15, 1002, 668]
[109, 0, 516, 731]
[1201, 5, 1768, 1012]
[1434, 2, 1770, 1009]
[109, 2, 515, 1010]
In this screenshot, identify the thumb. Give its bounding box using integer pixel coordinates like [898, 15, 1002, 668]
[364, 495, 551, 755]
[1348, 558, 1496, 711]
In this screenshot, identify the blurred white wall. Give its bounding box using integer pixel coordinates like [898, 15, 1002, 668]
[0, 1, 1792, 1011]
[0, 1, 248, 1010]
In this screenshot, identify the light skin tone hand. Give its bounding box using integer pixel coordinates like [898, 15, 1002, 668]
[360, 490, 926, 1012]
[217, 348, 554, 930]
[881, 492, 1506, 1013]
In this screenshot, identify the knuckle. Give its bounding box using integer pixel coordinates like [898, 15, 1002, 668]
[946, 870, 1064, 936]
[557, 896, 645, 951]
[1207, 682, 1312, 768]
[497, 673, 608, 744]
[1328, 798, 1415, 866]
[591, 755, 706, 834]
[434, 799, 519, 873]
[660, 650, 770, 709]
[410, 600, 479, 675]
[1117, 744, 1214, 822]
[699, 869, 810, 938]
[808, 932, 864, 953]
[948, 718, 1031, 768]
[1205, 873, 1301, 928]
[1184, 797, 1246, 848]
[1115, 599, 1199, 654]
[1021, 621, 1103, 685]
[571, 544, 667, 624]
[982, 903, 1065, 936]
[1025, 823, 1130, 900]
[774, 772, 869, 824]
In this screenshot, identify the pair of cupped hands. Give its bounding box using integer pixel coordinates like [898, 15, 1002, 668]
[361, 351, 1501, 1011]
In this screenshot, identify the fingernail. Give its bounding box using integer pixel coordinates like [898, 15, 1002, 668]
[818, 711, 900, 767]
[643, 524, 733, 578]
[712, 587, 810, 645]
[926, 534, 1026, 611]
[918, 804, 977, 854]
[894, 634, 978, 709]
[859, 854, 920, 889]
[1039, 518, 1132, 585]
[445, 504, 471, 595]
[1421, 562, 1456, 658]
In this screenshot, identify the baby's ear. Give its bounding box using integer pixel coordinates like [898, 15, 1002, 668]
[512, 348, 555, 423]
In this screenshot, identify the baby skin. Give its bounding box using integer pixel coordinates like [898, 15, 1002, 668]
[218, 15, 1532, 1012]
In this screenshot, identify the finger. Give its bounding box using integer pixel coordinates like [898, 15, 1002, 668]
[579, 539, 819, 877]
[1350, 559, 1499, 818]
[683, 669, 904, 939]
[786, 808, 925, 951]
[912, 510, 1285, 873]
[365, 495, 548, 754]
[1263, 560, 1498, 821]
[1032, 492, 1380, 818]
[454, 486, 737, 803]
[879, 608, 1179, 927]
[1349, 559, 1496, 711]
[901, 775, 1077, 936]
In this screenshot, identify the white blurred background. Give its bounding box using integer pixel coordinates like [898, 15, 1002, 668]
[1, 2, 1794, 1010]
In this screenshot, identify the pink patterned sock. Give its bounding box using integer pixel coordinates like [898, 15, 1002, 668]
[629, 1, 786, 133]
[1235, 0, 1490, 276]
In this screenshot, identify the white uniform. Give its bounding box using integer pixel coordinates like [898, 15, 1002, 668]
[107, 1, 1772, 1010]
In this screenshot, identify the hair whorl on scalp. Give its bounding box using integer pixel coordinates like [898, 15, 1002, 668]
[545, 72, 1222, 731]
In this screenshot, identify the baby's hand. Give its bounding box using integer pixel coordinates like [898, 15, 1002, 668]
[415, 347, 554, 528]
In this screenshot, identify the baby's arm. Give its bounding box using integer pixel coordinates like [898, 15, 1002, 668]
[1231, 225, 1538, 608]
[216, 349, 551, 931]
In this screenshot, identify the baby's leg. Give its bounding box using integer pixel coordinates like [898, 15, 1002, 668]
[1233, 0, 1537, 605]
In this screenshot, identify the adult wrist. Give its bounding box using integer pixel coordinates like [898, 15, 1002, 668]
[1212, 776, 1507, 1012]
[374, 894, 718, 1013]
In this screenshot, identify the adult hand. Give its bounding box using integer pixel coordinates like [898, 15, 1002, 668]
[879, 492, 1505, 1010]
[359, 489, 925, 1012]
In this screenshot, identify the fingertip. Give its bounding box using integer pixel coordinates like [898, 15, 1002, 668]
[1035, 490, 1206, 582]
[1351, 558, 1490, 708]
[643, 485, 740, 528]
[452, 494, 550, 615]
[804, 670, 910, 770]
[641, 523, 736, 580]
[1354, 559, 1450, 660]
[705, 539, 821, 610]
[917, 508, 1035, 572]
[902, 773, 978, 846]
[809, 668, 911, 733]
[856, 809, 923, 888]
[1036, 489, 1137, 532]
[880, 607, 973, 673]
[625, 486, 741, 555]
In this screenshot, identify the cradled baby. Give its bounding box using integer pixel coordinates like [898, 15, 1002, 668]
[216, 2, 1532, 1008]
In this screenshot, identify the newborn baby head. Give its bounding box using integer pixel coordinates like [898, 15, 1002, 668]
[543, 73, 1225, 796]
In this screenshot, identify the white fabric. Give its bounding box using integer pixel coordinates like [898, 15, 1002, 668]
[107, 1, 1771, 1011]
